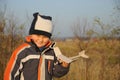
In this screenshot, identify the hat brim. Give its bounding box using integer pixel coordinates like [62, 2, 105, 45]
[29, 30, 52, 38]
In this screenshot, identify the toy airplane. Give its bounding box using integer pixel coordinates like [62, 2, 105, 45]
[54, 47, 89, 63]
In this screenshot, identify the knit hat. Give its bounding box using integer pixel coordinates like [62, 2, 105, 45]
[29, 12, 52, 38]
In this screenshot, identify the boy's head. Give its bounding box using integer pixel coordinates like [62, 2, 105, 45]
[29, 12, 52, 48]
[29, 12, 52, 38]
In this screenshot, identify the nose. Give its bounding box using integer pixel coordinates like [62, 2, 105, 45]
[38, 36, 43, 42]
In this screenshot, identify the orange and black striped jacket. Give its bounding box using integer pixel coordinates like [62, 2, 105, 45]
[4, 37, 69, 80]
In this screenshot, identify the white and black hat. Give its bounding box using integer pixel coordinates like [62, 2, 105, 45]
[29, 12, 52, 38]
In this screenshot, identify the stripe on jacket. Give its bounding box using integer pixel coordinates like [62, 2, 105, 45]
[4, 43, 30, 80]
[38, 55, 54, 80]
[14, 55, 40, 78]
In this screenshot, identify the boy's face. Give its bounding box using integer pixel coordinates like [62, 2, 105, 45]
[30, 34, 50, 48]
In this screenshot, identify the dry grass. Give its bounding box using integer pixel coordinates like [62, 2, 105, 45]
[54, 39, 120, 80]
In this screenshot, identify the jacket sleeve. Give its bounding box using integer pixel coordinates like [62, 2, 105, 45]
[4, 49, 24, 80]
[52, 58, 70, 77]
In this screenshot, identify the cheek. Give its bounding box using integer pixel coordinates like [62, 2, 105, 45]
[43, 38, 49, 43]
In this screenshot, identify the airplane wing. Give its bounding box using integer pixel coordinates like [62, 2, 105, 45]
[70, 50, 89, 60]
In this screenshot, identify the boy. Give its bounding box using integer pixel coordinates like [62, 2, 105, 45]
[4, 12, 69, 80]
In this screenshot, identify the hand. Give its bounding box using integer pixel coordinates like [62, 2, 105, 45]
[61, 61, 69, 68]
[58, 59, 69, 67]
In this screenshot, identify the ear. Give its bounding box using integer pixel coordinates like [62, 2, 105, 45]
[25, 35, 32, 42]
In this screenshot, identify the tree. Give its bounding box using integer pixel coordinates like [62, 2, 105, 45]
[112, 0, 120, 38]
[0, 3, 25, 80]
[71, 18, 89, 39]
[114, 0, 120, 11]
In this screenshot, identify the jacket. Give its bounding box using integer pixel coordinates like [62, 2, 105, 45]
[4, 37, 69, 80]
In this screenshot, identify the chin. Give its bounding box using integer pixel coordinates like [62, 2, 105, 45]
[37, 45, 44, 48]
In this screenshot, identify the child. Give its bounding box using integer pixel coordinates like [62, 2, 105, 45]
[4, 12, 70, 80]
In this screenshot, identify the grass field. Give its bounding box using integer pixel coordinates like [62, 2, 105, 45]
[0, 38, 120, 80]
[54, 39, 120, 80]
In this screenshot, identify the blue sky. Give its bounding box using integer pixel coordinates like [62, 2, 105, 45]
[5, 0, 115, 38]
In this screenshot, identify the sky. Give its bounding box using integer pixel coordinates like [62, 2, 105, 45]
[1, 0, 116, 38]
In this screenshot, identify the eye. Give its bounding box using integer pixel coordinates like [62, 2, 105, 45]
[43, 36, 48, 38]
